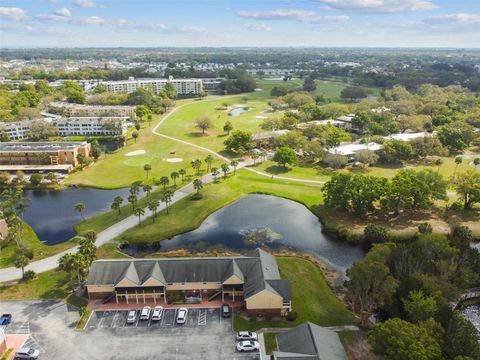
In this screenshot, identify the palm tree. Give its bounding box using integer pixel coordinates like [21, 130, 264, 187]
[144, 164, 152, 179]
[159, 176, 170, 191]
[13, 253, 29, 279]
[75, 202, 86, 221]
[46, 172, 56, 183]
[205, 155, 214, 172]
[260, 150, 268, 162]
[179, 169, 187, 183]
[79, 234, 97, 266]
[193, 178, 203, 193]
[59, 253, 75, 290]
[133, 207, 145, 225]
[111, 196, 123, 214]
[161, 190, 173, 214]
[143, 184, 152, 197]
[170, 171, 179, 187]
[230, 160, 239, 175]
[130, 182, 141, 196]
[435, 158, 443, 173]
[454, 156, 463, 178]
[148, 199, 160, 221]
[127, 194, 137, 210]
[211, 167, 219, 182]
[132, 131, 139, 143]
[221, 163, 230, 179]
[252, 152, 260, 165]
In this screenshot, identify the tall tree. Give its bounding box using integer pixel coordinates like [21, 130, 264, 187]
[75, 203, 86, 221]
[230, 160, 239, 175]
[143, 164, 152, 179]
[159, 176, 170, 191]
[133, 207, 145, 225]
[193, 178, 203, 194]
[170, 171, 179, 187]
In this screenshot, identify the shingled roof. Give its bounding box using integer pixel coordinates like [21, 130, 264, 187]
[86, 248, 290, 301]
[273, 322, 347, 360]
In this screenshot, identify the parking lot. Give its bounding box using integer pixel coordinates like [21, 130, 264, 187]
[0, 301, 260, 360]
[86, 307, 224, 330]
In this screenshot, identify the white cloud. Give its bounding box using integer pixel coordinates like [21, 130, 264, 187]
[243, 23, 272, 31]
[36, 13, 105, 25]
[236, 9, 349, 24]
[73, 0, 102, 9]
[320, 0, 437, 13]
[54, 8, 71, 17]
[48, 0, 63, 3]
[237, 9, 316, 21]
[425, 13, 480, 25]
[0, 7, 27, 21]
[180, 26, 206, 33]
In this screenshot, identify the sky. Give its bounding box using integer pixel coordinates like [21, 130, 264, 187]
[0, 0, 479, 48]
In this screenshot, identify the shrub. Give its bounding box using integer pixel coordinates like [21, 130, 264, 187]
[418, 222, 433, 234]
[23, 270, 36, 281]
[79, 306, 88, 318]
[190, 193, 203, 201]
[286, 311, 297, 321]
[364, 223, 388, 243]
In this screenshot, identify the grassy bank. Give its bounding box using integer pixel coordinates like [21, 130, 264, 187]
[114, 169, 323, 244]
[0, 222, 77, 269]
[233, 257, 357, 331]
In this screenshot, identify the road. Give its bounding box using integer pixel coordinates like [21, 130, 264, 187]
[0, 97, 324, 282]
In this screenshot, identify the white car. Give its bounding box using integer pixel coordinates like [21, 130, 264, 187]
[176, 308, 188, 324]
[151, 306, 163, 321]
[15, 347, 40, 359]
[140, 306, 151, 320]
[236, 340, 260, 352]
[126, 310, 137, 324]
[236, 331, 258, 341]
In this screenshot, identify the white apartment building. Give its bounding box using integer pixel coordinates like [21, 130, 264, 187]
[0, 117, 128, 139]
[48, 102, 136, 117]
[54, 117, 128, 136]
[0, 121, 32, 140]
[100, 76, 203, 96]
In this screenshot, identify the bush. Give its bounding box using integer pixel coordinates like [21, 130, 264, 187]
[286, 311, 297, 321]
[190, 193, 203, 201]
[265, 314, 273, 321]
[79, 306, 88, 318]
[23, 270, 36, 281]
[418, 222, 433, 234]
[364, 223, 388, 243]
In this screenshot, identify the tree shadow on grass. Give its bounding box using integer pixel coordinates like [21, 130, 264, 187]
[265, 165, 291, 175]
[187, 132, 208, 138]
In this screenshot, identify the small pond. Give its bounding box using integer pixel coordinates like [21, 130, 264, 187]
[120, 194, 365, 274]
[461, 304, 480, 332]
[229, 107, 252, 116]
[21, 187, 138, 245]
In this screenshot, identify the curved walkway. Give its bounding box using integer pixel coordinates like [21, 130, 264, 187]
[0, 97, 324, 281]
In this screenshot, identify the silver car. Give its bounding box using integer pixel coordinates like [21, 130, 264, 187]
[126, 310, 137, 324]
[140, 306, 151, 320]
[176, 308, 188, 324]
[15, 347, 40, 359]
[151, 306, 163, 321]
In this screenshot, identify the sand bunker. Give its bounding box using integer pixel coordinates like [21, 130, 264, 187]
[256, 116, 268, 119]
[125, 150, 146, 156]
[163, 158, 184, 163]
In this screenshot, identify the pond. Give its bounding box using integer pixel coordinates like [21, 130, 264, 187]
[120, 194, 365, 274]
[21, 187, 135, 245]
[228, 107, 251, 116]
[461, 304, 480, 331]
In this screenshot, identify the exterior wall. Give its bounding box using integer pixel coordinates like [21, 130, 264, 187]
[223, 275, 244, 285]
[166, 282, 221, 291]
[87, 285, 115, 294]
[142, 278, 164, 287]
[246, 308, 282, 317]
[88, 291, 113, 300]
[245, 290, 283, 310]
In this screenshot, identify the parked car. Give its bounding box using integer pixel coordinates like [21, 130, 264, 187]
[151, 306, 163, 321]
[176, 308, 188, 324]
[0, 313, 12, 325]
[236, 340, 260, 352]
[140, 306, 151, 320]
[14, 347, 40, 359]
[126, 310, 137, 324]
[236, 331, 258, 341]
[221, 304, 230, 318]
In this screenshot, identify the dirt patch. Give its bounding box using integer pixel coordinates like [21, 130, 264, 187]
[125, 150, 146, 156]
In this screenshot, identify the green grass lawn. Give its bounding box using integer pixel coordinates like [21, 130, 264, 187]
[0, 269, 71, 300]
[65, 114, 220, 189]
[233, 257, 357, 331]
[114, 169, 323, 244]
[263, 332, 279, 354]
[0, 222, 77, 269]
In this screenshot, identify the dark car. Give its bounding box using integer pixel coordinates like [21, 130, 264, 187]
[0, 314, 12, 326]
[221, 304, 230, 318]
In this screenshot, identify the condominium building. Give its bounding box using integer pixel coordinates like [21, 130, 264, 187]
[54, 117, 128, 136]
[200, 78, 224, 93]
[100, 77, 203, 96]
[86, 248, 292, 316]
[0, 141, 91, 171]
[48, 102, 136, 117]
[0, 121, 31, 140]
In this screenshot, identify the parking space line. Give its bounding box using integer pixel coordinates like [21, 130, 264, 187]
[198, 310, 207, 326]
